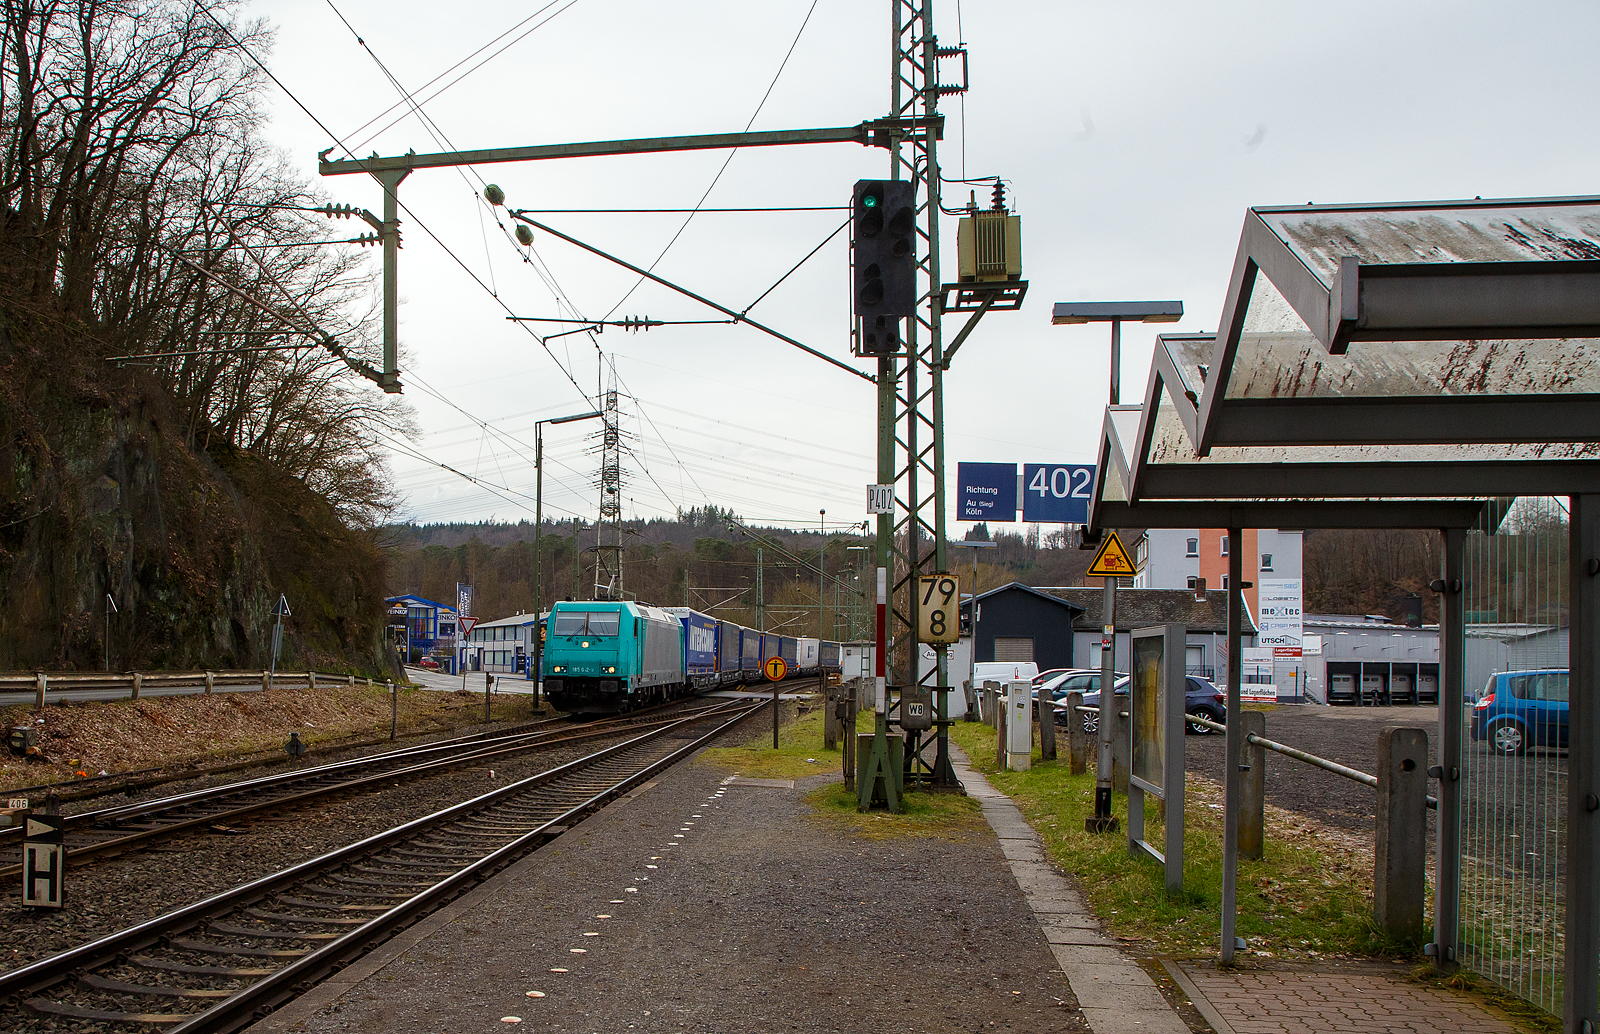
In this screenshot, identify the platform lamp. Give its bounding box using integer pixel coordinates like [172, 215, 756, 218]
[533, 408, 604, 704]
[1051, 298, 1182, 834]
[1050, 300, 1183, 406]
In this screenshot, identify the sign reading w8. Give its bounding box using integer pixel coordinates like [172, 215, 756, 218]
[917, 575, 960, 644]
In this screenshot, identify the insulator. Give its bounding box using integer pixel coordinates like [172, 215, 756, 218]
[515, 224, 534, 246]
[483, 184, 505, 207]
[354, 233, 381, 247]
[320, 203, 357, 219]
[991, 180, 1007, 212]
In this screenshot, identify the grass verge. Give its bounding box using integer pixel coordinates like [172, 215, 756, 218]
[947, 719, 1391, 961]
[694, 699, 842, 780]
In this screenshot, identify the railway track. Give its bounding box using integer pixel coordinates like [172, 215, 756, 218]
[0, 696, 765, 1032]
[0, 699, 731, 879]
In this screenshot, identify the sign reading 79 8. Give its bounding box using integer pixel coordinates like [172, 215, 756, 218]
[917, 574, 960, 644]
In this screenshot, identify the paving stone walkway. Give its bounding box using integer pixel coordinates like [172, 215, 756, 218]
[1165, 959, 1522, 1034]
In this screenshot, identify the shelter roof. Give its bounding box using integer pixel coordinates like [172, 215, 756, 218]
[963, 581, 1087, 614]
[1084, 194, 1600, 533]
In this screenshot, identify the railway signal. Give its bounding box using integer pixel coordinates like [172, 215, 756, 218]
[852, 179, 916, 319]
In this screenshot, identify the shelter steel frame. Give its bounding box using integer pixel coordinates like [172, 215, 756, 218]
[1085, 195, 1600, 1034]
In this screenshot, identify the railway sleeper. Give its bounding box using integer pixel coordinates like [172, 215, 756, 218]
[202, 923, 340, 941]
[27, 998, 191, 1024]
[130, 957, 274, 978]
[78, 973, 234, 998]
[243, 908, 370, 926]
[170, 938, 309, 958]
[275, 895, 393, 912]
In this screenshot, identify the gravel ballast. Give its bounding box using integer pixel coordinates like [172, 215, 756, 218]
[255, 719, 1091, 1034]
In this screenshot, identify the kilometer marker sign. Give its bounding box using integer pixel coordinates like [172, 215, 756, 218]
[1086, 530, 1137, 578]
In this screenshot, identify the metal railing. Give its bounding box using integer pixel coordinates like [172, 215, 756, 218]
[0, 670, 376, 707]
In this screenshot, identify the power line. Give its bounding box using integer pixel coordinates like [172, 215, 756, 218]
[601, 0, 820, 320]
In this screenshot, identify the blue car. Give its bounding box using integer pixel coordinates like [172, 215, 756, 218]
[1470, 669, 1568, 756]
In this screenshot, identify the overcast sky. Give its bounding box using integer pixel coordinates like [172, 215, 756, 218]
[258, 0, 1600, 536]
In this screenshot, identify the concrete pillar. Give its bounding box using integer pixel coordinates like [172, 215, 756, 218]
[962, 679, 978, 722]
[1237, 711, 1266, 861]
[1064, 691, 1087, 775]
[1374, 726, 1428, 943]
[33, 672, 45, 708]
[823, 685, 840, 750]
[308, 670, 317, 690]
[204, 670, 215, 695]
[130, 672, 142, 701]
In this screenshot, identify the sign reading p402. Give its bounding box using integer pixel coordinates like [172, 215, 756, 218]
[1021, 463, 1095, 524]
[917, 574, 960, 644]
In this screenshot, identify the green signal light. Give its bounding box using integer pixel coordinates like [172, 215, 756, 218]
[863, 194, 879, 208]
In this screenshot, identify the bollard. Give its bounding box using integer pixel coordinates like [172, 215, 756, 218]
[1038, 695, 1057, 761]
[130, 672, 142, 701]
[204, 670, 215, 695]
[1064, 692, 1087, 775]
[263, 669, 272, 692]
[842, 690, 858, 791]
[33, 672, 45, 709]
[995, 699, 1008, 767]
[824, 685, 840, 751]
[1110, 701, 1129, 793]
[983, 680, 1001, 729]
[347, 674, 354, 687]
[1237, 711, 1266, 860]
[1375, 726, 1429, 943]
[308, 670, 317, 690]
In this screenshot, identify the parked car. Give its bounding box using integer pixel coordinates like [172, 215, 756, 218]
[1031, 668, 1074, 687]
[418, 656, 440, 670]
[1470, 669, 1568, 755]
[1077, 675, 1228, 736]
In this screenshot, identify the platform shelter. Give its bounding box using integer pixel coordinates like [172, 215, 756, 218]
[1081, 195, 1600, 1033]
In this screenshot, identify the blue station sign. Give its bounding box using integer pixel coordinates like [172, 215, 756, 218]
[957, 462, 1017, 522]
[1021, 463, 1096, 524]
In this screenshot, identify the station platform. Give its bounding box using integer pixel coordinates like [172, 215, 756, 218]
[247, 726, 1526, 1034]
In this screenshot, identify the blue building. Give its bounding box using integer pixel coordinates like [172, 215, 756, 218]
[385, 594, 460, 667]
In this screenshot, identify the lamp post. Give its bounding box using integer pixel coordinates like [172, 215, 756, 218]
[952, 540, 998, 714]
[533, 408, 604, 703]
[1051, 299, 1183, 834]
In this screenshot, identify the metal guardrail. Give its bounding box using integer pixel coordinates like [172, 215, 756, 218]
[1, 670, 380, 707]
[1186, 711, 1435, 808]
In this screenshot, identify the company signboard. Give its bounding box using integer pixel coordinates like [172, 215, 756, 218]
[1257, 579, 1303, 658]
[457, 582, 473, 618]
[1020, 463, 1095, 524]
[957, 462, 1017, 522]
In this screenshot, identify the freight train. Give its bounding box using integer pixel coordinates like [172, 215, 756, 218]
[540, 600, 843, 713]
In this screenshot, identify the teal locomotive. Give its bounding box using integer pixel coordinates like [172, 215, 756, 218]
[541, 600, 843, 713]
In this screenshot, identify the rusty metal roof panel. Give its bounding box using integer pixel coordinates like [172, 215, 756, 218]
[1256, 197, 1600, 282]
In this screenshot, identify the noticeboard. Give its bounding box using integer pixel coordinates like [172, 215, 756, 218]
[1020, 463, 1095, 524]
[956, 462, 1017, 522]
[1127, 623, 1186, 897]
[1131, 632, 1166, 793]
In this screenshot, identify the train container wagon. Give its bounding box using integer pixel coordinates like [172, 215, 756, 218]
[779, 636, 798, 669]
[716, 619, 743, 687]
[796, 638, 820, 674]
[819, 640, 841, 671]
[542, 601, 688, 712]
[664, 607, 720, 691]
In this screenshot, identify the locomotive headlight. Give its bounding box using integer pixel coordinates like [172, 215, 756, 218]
[552, 665, 566, 673]
[581, 640, 590, 648]
[604, 666, 617, 674]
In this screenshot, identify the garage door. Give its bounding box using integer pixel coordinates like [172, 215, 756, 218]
[993, 637, 1034, 662]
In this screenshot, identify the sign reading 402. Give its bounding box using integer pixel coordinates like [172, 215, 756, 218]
[917, 574, 960, 645]
[1021, 463, 1095, 524]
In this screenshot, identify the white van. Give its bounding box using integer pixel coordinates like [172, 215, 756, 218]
[973, 661, 1040, 687]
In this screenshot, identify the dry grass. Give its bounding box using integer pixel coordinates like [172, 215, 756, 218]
[0, 685, 536, 791]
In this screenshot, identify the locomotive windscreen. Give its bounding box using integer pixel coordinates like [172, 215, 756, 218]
[552, 610, 619, 636]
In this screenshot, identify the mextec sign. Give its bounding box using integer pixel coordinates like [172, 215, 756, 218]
[957, 462, 1017, 522]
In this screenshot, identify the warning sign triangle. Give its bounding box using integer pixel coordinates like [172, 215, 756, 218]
[1086, 530, 1137, 578]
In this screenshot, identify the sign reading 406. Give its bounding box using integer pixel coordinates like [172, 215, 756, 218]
[1021, 463, 1095, 524]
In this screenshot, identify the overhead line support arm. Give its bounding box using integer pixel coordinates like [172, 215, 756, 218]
[509, 213, 875, 385]
[317, 118, 943, 177]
